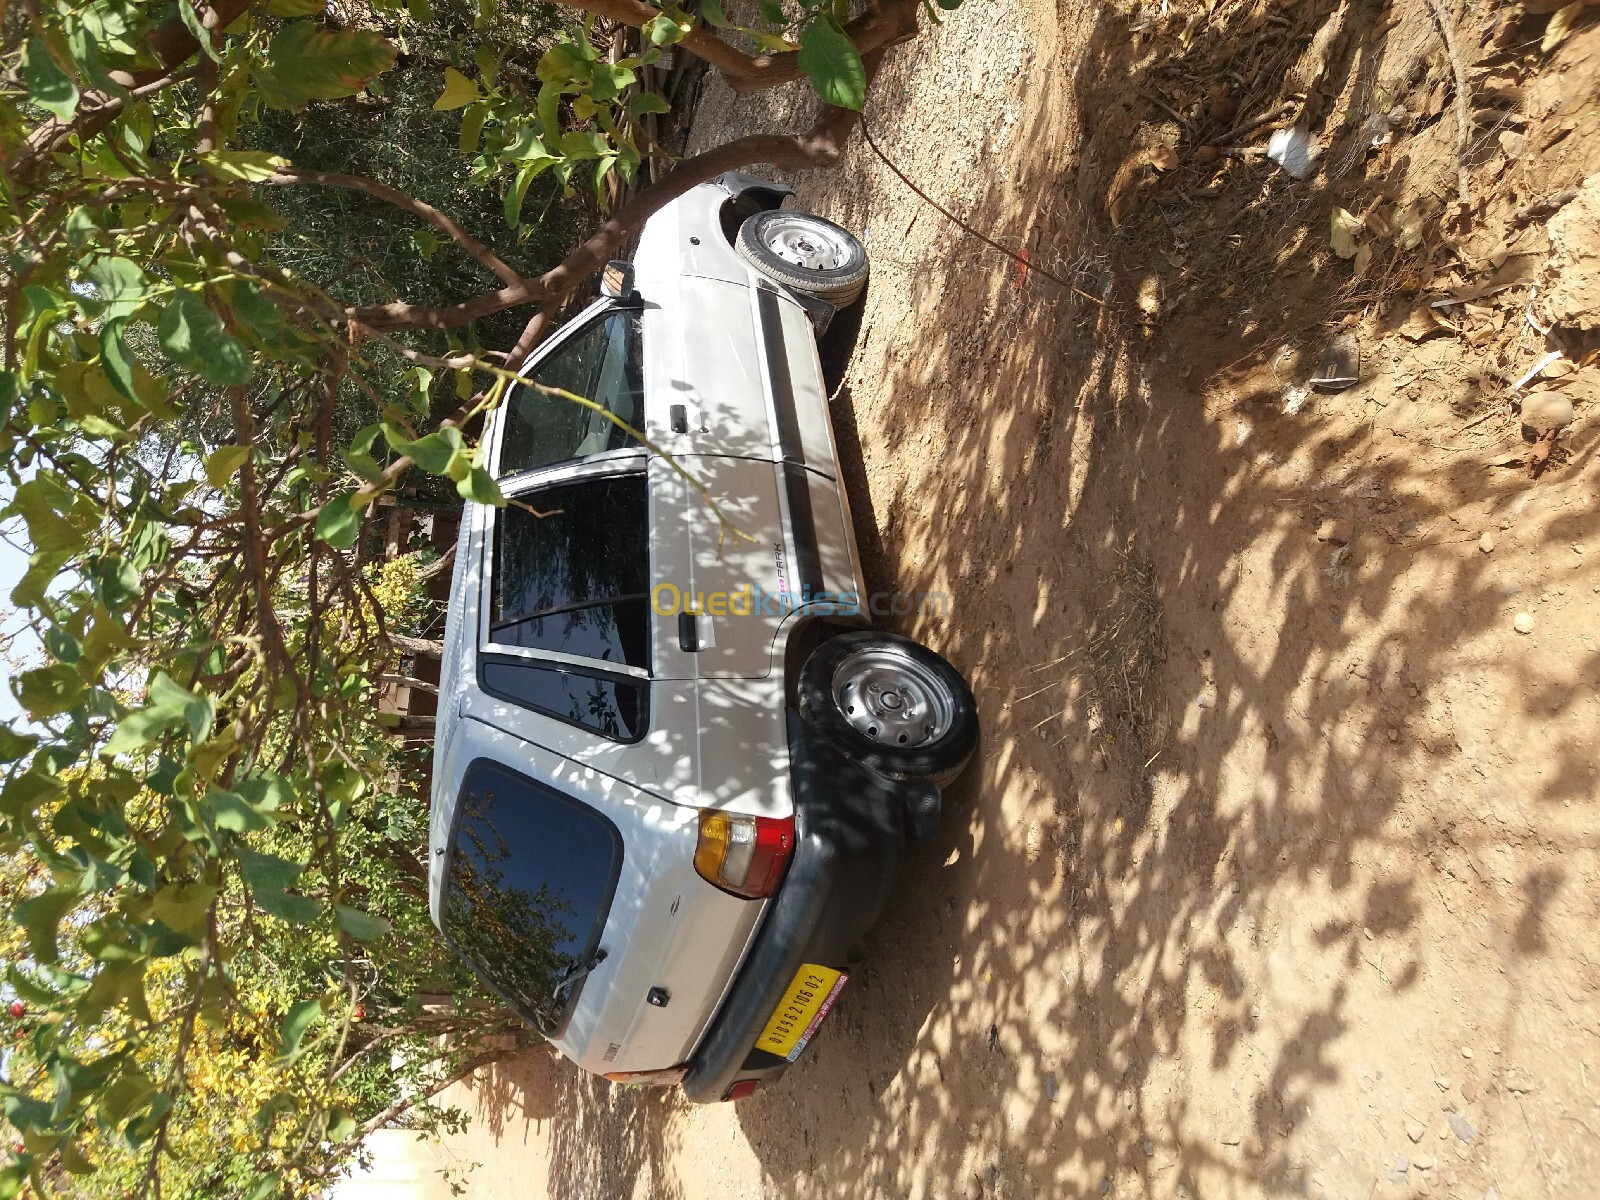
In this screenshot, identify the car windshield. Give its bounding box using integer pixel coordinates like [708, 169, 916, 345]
[442, 761, 623, 1034]
[499, 310, 644, 475]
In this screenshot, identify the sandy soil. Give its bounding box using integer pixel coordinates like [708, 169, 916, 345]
[392, 1, 1600, 1196]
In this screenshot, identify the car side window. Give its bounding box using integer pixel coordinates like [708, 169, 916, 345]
[489, 473, 649, 672]
[499, 311, 644, 476]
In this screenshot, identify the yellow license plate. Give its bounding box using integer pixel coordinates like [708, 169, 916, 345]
[754, 964, 848, 1063]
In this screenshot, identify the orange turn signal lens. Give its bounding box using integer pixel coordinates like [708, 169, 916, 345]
[694, 810, 794, 898]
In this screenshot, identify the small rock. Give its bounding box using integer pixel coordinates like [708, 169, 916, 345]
[1521, 390, 1574, 433]
[1485, 1189, 1501, 1200]
[1414, 1154, 1436, 1171]
[1143, 1140, 1154, 1157]
[1194, 145, 1220, 165]
[1043, 1071, 1060, 1101]
[1196, 693, 1213, 709]
[1220, 1133, 1241, 1146]
[1435, 1076, 1452, 1093]
[1406, 1119, 1426, 1143]
[1449, 1112, 1478, 1143]
[985, 1164, 1000, 1188]
[1461, 1079, 1478, 1102]
[1504, 1069, 1533, 1094]
[1513, 612, 1534, 634]
[1461, 1046, 1474, 1060]
[1317, 518, 1352, 545]
[1479, 532, 1495, 554]
[1501, 580, 1522, 598]
[1099, 1177, 1111, 1196]
[1387, 727, 1400, 743]
[1389, 1155, 1410, 1184]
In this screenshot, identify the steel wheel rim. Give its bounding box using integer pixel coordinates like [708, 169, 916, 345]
[761, 216, 852, 272]
[831, 646, 954, 748]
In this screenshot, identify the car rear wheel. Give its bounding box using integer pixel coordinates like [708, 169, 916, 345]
[735, 210, 869, 306]
[798, 632, 978, 784]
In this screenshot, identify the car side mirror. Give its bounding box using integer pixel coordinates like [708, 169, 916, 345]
[600, 260, 638, 302]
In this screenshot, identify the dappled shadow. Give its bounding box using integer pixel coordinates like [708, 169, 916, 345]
[681, 0, 1600, 1198]
[452, 1, 1600, 1195]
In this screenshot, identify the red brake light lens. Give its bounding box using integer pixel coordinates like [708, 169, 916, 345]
[723, 1079, 761, 1101]
[694, 810, 794, 898]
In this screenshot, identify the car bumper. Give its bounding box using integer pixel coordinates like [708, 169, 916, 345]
[680, 713, 939, 1103]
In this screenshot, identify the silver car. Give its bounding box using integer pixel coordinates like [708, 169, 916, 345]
[427, 173, 979, 1102]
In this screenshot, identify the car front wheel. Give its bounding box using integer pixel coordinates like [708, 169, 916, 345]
[735, 210, 869, 306]
[798, 632, 978, 785]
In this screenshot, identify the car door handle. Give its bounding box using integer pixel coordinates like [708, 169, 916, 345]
[678, 612, 715, 652]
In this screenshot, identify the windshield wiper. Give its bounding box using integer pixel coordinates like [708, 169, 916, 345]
[551, 947, 608, 1001]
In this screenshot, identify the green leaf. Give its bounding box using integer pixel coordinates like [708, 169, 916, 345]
[536, 41, 590, 84]
[315, 490, 363, 549]
[797, 15, 867, 110]
[386, 425, 462, 473]
[203, 788, 272, 833]
[177, 1, 222, 63]
[99, 320, 139, 403]
[87, 256, 147, 321]
[936, 0, 962, 9]
[104, 671, 214, 755]
[245, 1172, 283, 1200]
[459, 103, 487, 154]
[204, 444, 252, 488]
[253, 22, 398, 109]
[254, 888, 320, 924]
[10, 476, 86, 556]
[198, 150, 289, 182]
[157, 292, 252, 386]
[628, 92, 671, 120]
[326, 1108, 356, 1143]
[23, 37, 78, 122]
[537, 82, 562, 139]
[238, 850, 303, 893]
[151, 882, 217, 937]
[17, 664, 84, 718]
[335, 904, 391, 941]
[644, 12, 690, 44]
[434, 66, 481, 110]
[758, 0, 786, 22]
[700, 0, 731, 27]
[277, 998, 322, 1059]
[558, 131, 610, 160]
[589, 63, 636, 103]
[457, 466, 505, 506]
[16, 888, 80, 964]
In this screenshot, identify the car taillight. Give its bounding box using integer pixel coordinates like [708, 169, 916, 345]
[694, 810, 794, 898]
[723, 1079, 761, 1101]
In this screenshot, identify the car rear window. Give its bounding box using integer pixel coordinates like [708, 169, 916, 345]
[489, 473, 650, 670]
[442, 760, 623, 1034]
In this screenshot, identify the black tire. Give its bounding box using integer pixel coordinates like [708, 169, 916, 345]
[735, 209, 869, 306]
[797, 632, 978, 784]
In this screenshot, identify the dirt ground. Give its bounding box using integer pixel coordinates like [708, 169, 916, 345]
[395, 0, 1600, 1196]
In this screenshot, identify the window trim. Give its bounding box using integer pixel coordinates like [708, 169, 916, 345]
[490, 300, 645, 479]
[439, 757, 624, 1037]
[475, 459, 653, 681]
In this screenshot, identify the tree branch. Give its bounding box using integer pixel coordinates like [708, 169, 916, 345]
[267, 168, 523, 288]
[337, 1045, 515, 1148]
[353, 57, 885, 331]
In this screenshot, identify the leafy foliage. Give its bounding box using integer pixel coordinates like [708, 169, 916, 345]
[0, 0, 943, 1191]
